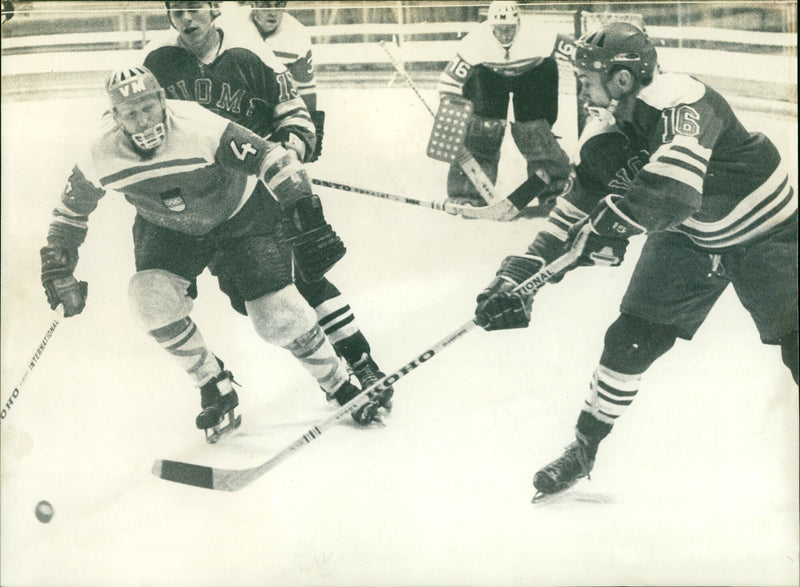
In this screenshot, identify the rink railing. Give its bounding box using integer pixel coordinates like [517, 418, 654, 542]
[2, 18, 796, 109]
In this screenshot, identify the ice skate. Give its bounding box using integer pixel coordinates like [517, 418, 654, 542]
[329, 376, 382, 426]
[351, 353, 394, 412]
[532, 438, 598, 503]
[196, 366, 241, 444]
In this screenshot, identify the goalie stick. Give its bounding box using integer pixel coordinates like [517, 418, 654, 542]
[311, 175, 547, 222]
[151, 234, 589, 491]
[1, 307, 62, 422]
[378, 40, 502, 207]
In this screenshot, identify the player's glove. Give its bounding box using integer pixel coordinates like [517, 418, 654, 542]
[40, 246, 88, 317]
[569, 194, 645, 267]
[475, 254, 544, 331]
[271, 127, 312, 162]
[309, 110, 325, 162]
[282, 195, 346, 283]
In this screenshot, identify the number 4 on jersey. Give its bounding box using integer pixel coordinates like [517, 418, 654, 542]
[230, 139, 257, 161]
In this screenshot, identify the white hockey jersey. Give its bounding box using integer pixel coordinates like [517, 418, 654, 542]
[437, 17, 558, 95]
[49, 100, 307, 242]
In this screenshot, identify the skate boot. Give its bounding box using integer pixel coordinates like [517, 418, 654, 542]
[196, 364, 241, 444]
[329, 376, 381, 426]
[532, 436, 598, 502]
[351, 353, 394, 412]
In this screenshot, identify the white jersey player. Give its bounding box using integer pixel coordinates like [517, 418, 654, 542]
[436, 1, 572, 207]
[39, 66, 387, 441]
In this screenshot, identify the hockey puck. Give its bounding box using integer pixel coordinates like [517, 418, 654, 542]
[35, 500, 54, 523]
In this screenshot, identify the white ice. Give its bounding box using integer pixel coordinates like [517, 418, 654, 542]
[1, 86, 798, 586]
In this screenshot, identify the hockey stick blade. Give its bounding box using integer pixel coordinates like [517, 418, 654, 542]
[151, 245, 584, 491]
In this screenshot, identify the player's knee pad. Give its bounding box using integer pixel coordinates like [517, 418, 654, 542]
[128, 269, 194, 331]
[600, 313, 678, 374]
[510, 119, 572, 180]
[465, 115, 505, 162]
[245, 284, 317, 348]
[780, 330, 798, 384]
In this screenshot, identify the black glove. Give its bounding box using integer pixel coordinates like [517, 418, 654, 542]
[282, 195, 345, 283]
[309, 110, 325, 162]
[41, 246, 88, 317]
[475, 254, 544, 331]
[570, 195, 645, 267]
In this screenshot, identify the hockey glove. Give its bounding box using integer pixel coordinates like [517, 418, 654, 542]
[41, 246, 88, 317]
[475, 254, 544, 331]
[309, 110, 325, 162]
[282, 195, 346, 283]
[569, 195, 645, 267]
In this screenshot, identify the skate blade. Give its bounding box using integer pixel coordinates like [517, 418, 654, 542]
[204, 411, 242, 444]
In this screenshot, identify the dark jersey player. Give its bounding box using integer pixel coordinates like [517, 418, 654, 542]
[143, 2, 393, 410]
[474, 22, 798, 500]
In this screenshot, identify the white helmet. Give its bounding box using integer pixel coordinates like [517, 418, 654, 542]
[487, 1, 520, 48]
[106, 65, 167, 151]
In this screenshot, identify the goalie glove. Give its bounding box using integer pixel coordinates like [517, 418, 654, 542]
[40, 246, 88, 317]
[475, 254, 544, 331]
[282, 195, 346, 283]
[569, 195, 645, 268]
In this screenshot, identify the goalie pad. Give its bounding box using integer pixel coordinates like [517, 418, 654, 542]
[427, 94, 474, 164]
[510, 120, 572, 180]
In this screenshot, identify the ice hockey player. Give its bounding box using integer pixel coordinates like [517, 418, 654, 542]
[473, 22, 798, 500]
[229, 1, 325, 161]
[39, 65, 387, 443]
[436, 0, 572, 208]
[144, 2, 393, 412]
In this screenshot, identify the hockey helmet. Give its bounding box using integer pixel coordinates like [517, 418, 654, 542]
[486, 1, 520, 48]
[574, 21, 657, 83]
[106, 66, 167, 151]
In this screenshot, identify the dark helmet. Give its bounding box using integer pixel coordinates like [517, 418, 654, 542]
[574, 21, 657, 83]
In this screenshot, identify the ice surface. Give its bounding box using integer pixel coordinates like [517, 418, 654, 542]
[1, 88, 798, 586]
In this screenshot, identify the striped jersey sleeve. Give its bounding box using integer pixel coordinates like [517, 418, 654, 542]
[623, 73, 796, 248]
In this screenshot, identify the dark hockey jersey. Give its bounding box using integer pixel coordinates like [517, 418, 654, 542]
[142, 26, 314, 153]
[620, 72, 795, 249]
[540, 72, 796, 252]
[47, 100, 308, 246]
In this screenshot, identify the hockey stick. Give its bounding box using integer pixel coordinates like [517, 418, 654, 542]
[1, 308, 63, 422]
[378, 40, 502, 206]
[311, 175, 545, 222]
[151, 237, 587, 491]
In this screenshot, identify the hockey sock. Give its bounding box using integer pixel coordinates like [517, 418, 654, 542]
[576, 409, 614, 447]
[149, 317, 221, 385]
[284, 324, 350, 396]
[312, 294, 361, 352]
[583, 363, 641, 426]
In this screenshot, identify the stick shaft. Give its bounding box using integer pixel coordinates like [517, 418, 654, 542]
[1, 309, 62, 421]
[153, 247, 583, 490]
